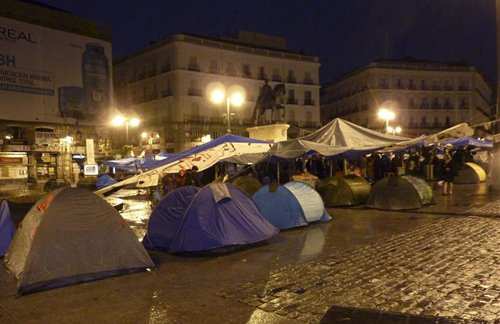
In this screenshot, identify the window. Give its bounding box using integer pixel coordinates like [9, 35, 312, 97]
[162, 57, 171, 72]
[7, 126, 27, 139]
[287, 70, 296, 83]
[304, 72, 313, 84]
[304, 91, 314, 105]
[379, 77, 388, 89]
[408, 79, 414, 89]
[189, 79, 201, 96]
[421, 116, 427, 127]
[226, 62, 235, 76]
[188, 57, 199, 71]
[272, 68, 281, 82]
[258, 66, 266, 80]
[445, 116, 451, 126]
[287, 89, 297, 104]
[242, 64, 252, 78]
[210, 60, 219, 74]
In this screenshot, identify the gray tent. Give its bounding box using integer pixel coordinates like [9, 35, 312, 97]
[229, 175, 263, 197]
[4, 188, 154, 294]
[366, 175, 435, 210]
[317, 175, 372, 207]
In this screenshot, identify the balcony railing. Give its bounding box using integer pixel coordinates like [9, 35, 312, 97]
[128, 76, 136, 83]
[147, 70, 157, 77]
[304, 78, 314, 85]
[188, 88, 202, 96]
[443, 85, 454, 91]
[378, 84, 388, 89]
[304, 99, 315, 106]
[443, 104, 454, 109]
[288, 121, 299, 127]
[162, 90, 172, 97]
[287, 76, 296, 83]
[272, 75, 282, 82]
[210, 117, 223, 123]
[257, 73, 267, 80]
[432, 122, 442, 128]
[209, 67, 221, 74]
[188, 63, 200, 71]
[459, 86, 470, 91]
[431, 103, 441, 109]
[242, 71, 252, 78]
[420, 85, 429, 90]
[226, 70, 236, 76]
[161, 66, 172, 73]
[147, 93, 158, 100]
[137, 72, 146, 80]
[133, 97, 146, 104]
[304, 121, 317, 128]
[431, 86, 441, 90]
[188, 115, 205, 122]
[459, 105, 469, 110]
[287, 98, 298, 104]
[419, 104, 429, 109]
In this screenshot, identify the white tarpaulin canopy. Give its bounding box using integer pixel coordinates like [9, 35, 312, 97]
[95, 134, 273, 195]
[267, 118, 410, 159]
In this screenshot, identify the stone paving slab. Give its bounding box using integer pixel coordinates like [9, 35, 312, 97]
[217, 217, 500, 323]
[467, 199, 500, 217]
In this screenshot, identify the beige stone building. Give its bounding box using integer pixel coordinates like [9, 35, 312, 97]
[321, 58, 494, 137]
[113, 31, 321, 153]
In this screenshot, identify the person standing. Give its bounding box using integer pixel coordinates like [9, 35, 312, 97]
[442, 149, 454, 195]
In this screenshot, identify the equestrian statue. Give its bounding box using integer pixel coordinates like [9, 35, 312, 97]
[251, 80, 286, 125]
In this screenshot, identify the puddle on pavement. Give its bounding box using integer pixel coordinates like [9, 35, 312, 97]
[111, 188, 154, 240]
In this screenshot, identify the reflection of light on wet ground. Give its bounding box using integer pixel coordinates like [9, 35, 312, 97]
[149, 291, 169, 324]
[298, 225, 328, 262]
[111, 188, 153, 240]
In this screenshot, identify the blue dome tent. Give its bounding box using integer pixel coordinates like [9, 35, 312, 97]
[253, 181, 331, 230]
[0, 200, 15, 257]
[96, 174, 118, 190]
[143, 183, 278, 253]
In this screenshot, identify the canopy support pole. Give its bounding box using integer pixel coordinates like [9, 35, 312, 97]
[343, 154, 348, 175]
[215, 164, 218, 179]
[330, 159, 333, 177]
[277, 161, 280, 183]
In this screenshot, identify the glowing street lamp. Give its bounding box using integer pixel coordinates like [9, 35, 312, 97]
[111, 115, 140, 145]
[378, 108, 395, 133]
[207, 82, 246, 134]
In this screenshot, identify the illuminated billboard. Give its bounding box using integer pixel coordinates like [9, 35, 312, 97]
[0, 17, 112, 123]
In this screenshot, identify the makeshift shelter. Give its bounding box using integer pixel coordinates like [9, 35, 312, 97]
[0, 200, 15, 257]
[105, 157, 139, 173]
[5, 188, 154, 294]
[455, 162, 487, 184]
[317, 175, 372, 207]
[253, 181, 331, 230]
[143, 183, 278, 253]
[366, 175, 434, 210]
[96, 135, 272, 196]
[229, 175, 262, 196]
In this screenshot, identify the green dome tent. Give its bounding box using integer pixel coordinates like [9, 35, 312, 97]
[5, 188, 154, 295]
[366, 175, 435, 210]
[455, 162, 487, 184]
[317, 175, 372, 207]
[229, 175, 262, 197]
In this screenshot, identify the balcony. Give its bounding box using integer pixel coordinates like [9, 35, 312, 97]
[188, 88, 202, 96]
[431, 103, 441, 109]
[287, 76, 296, 83]
[161, 65, 172, 73]
[432, 122, 442, 128]
[459, 105, 469, 110]
[443, 85, 454, 91]
[188, 115, 205, 123]
[257, 73, 267, 80]
[360, 104, 368, 111]
[459, 86, 470, 91]
[209, 67, 221, 74]
[378, 84, 388, 89]
[137, 72, 146, 80]
[188, 63, 200, 72]
[420, 85, 429, 90]
[147, 93, 158, 101]
[128, 76, 136, 83]
[304, 78, 314, 85]
[242, 119, 254, 125]
[419, 104, 429, 109]
[226, 70, 236, 76]
[210, 117, 223, 123]
[272, 75, 282, 82]
[287, 98, 298, 105]
[147, 70, 157, 77]
[133, 97, 146, 104]
[408, 85, 417, 90]
[162, 90, 172, 97]
[304, 121, 317, 128]
[288, 121, 299, 127]
[431, 86, 441, 90]
[242, 71, 252, 78]
[443, 104, 454, 110]
[304, 99, 315, 106]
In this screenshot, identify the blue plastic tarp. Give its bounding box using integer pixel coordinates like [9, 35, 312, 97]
[143, 186, 200, 250]
[0, 200, 15, 257]
[105, 157, 139, 173]
[253, 185, 307, 230]
[161, 182, 278, 253]
[442, 137, 493, 148]
[140, 134, 271, 170]
[96, 174, 118, 190]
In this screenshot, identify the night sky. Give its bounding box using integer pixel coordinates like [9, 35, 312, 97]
[35, 0, 498, 84]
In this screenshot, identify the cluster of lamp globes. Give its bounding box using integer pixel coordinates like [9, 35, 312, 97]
[378, 108, 402, 135]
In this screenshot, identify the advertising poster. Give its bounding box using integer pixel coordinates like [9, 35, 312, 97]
[0, 17, 112, 122]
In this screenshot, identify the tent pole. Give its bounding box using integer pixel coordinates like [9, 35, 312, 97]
[277, 161, 280, 183]
[215, 164, 218, 179]
[289, 159, 292, 181]
[343, 154, 348, 175]
[330, 159, 333, 177]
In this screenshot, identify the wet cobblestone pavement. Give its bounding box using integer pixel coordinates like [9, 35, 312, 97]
[468, 198, 500, 217]
[218, 217, 500, 323]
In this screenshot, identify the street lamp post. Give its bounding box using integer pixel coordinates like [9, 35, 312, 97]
[378, 108, 395, 133]
[112, 115, 140, 146]
[208, 82, 245, 134]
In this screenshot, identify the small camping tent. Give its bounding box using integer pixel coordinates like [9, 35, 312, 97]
[96, 174, 119, 190]
[143, 183, 278, 253]
[0, 200, 15, 257]
[317, 175, 372, 207]
[4, 188, 154, 294]
[252, 181, 331, 230]
[366, 175, 434, 210]
[455, 162, 487, 184]
[229, 175, 262, 197]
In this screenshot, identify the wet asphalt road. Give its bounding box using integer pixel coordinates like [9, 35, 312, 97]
[0, 183, 497, 323]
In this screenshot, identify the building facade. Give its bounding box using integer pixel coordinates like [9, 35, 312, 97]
[113, 31, 321, 153]
[0, 0, 113, 186]
[321, 59, 494, 137]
